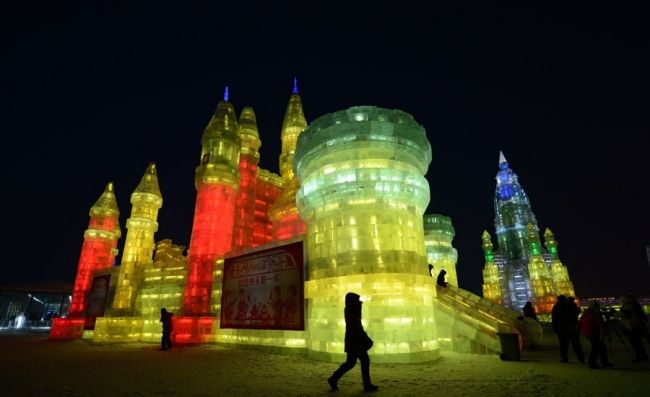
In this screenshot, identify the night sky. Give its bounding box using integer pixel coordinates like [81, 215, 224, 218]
[2, 3, 649, 297]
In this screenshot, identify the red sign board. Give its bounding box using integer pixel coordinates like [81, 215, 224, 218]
[220, 241, 304, 330]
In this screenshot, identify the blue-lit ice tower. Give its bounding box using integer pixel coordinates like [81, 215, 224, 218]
[481, 152, 575, 314]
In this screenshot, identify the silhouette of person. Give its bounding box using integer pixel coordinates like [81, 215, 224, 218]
[552, 295, 585, 363]
[160, 308, 173, 350]
[523, 301, 538, 321]
[566, 296, 585, 361]
[620, 294, 649, 363]
[437, 269, 448, 287]
[328, 293, 378, 392]
[428, 264, 434, 277]
[578, 300, 612, 369]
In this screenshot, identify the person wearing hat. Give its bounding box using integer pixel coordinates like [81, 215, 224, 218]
[327, 292, 379, 392]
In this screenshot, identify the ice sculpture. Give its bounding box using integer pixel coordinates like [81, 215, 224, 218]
[111, 163, 163, 315]
[268, 80, 307, 240]
[423, 214, 458, 286]
[296, 106, 438, 363]
[182, 88, 241, 318]
[50, 182, 121, 339]
[232, 107, 261, 251]
[481, 152, 576, 314]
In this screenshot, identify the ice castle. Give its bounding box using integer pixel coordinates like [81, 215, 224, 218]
[51, 80, 536, 362]
[481, 152, 575, 315]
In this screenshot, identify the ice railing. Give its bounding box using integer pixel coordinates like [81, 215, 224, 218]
[436, 284, 520, 335]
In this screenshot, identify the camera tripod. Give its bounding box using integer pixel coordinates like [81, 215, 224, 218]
[602, 318, 634, 359]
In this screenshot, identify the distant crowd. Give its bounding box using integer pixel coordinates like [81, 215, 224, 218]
[523, 294, 649, 369]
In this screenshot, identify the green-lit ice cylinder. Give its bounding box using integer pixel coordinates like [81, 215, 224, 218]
[424, 214, 459, 286]
[295, 106, 438, 363]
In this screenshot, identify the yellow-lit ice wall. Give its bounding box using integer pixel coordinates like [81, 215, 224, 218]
[136, 239, 187, 342]
[295, 107, 438, 363]
[423, 214, 458, 286]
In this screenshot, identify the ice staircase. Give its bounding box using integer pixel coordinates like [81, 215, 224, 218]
[435, 284, 527, 354]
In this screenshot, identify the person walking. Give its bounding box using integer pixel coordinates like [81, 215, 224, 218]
[327, 293, 378, 392]
[578, 300, 612, 369]
[160, 308, 173, 350]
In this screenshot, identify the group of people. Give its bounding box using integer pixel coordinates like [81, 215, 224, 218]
[156, 288, 647, 392]
[550, 294, 649, 369]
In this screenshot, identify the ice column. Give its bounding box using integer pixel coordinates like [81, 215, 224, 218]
[296, 106, 438, 363]
[111, 163, 162, 314]
[232, 107, 261, 251]
[179, 89, 240, 342]
[423, 214, 458, 286]
[269, 79, 308, 240]
[50, 182, 121, 339]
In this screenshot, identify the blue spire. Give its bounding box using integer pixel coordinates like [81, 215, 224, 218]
[224, 85, 229, 102]
[292, 77, 299, 94]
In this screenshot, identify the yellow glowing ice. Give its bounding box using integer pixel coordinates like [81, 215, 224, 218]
[111, 163, 163, 314]
[296, 107, 438, 363]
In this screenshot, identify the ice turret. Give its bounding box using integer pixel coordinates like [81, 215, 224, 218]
[112, 163, 163, 315]
[494, 152, 538, 260]
[278, 81, 307, 183]
[269, 80, 308, 240]
[481, 230, 503, 305]
[180, 90, 241, 341]
[232, 106, 261, 250]
[50, 182, 122, 339]
[544, 228, 576, 298]
[296, 106, 438, 363]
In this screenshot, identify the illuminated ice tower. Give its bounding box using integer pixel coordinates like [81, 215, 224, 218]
[50, 182, 121, 339]
[481, 152, 575, 314]
[269, 78, 308, 240]
[232, 106, 261, 251]
[423, 214, 458, 286]
[296, 106, 438, 363]
[182, 87, 241, 318]
[111, 163, 162, 315]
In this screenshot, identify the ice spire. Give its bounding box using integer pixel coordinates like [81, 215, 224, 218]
[279, 79, 308, 182]
[499, 151, 507, 165]
[238, 106, 261, 160]
[224, 85, 230, 102]
[134, 162, 162, 198]
[91, 182, 120, 217]
[292, 77, 299, 94]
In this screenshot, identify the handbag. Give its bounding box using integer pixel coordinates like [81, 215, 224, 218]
[362, 331, 374, 351]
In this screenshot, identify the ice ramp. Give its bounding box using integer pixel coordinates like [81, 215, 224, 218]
[435, 284, 522, 354]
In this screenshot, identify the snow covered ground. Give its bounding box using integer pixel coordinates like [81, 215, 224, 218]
[2, 331, 648, 397]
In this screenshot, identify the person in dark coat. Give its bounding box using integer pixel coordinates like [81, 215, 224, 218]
[566, 296, 585, 362]
[436, 270, 448, 287]
[578, 300, 612, 369]
[328, 293, 378, 392]
[552, 295, 585, 363]
[620, 294, 649, 363]
[522, 301, 538, 321]
[160, 307, 173, 350]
